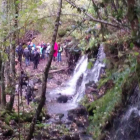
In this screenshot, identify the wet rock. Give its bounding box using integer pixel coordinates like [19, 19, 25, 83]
[56, 113, 64, 120]
[57, 95, 68, 103]
[75, 120, 84, 127]
[65, 119, 72, 125]
[85, 82, 98, 94]
[68, 106, 88, 119]
[46, 114, 51, 120]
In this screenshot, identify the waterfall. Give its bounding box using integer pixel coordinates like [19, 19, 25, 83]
[109, 86, 140, 140]
[50, 44, 105, 102]
[73, 44, 106, 103]
[50, 55, 88, 96]
[47, 44, 105, 114]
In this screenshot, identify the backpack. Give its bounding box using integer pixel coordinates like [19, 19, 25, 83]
[59, 46, 63, 53]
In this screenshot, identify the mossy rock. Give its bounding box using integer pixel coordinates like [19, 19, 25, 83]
[58, 29, 67, 37]
[66, 27, 71, 31]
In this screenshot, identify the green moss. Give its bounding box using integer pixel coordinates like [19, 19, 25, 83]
[87, 62, 137, 139]
[58, 29, 67, 37]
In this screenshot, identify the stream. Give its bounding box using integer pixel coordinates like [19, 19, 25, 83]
[44, 44, 105, 139]
[107, 86, 140, 140]
[46, 44, 105, 115]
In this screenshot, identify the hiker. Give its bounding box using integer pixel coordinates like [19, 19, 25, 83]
[19, 70, 28, 96]
[27, 41, 32, 62]
[31, 47, 35, 61]
[57, 43, 63, 62]
[23, 47, 30, 67]
[63, 40, 69, 57]
[17, 43, 23, 67]
[41, 42, 47, 59]
[33, 49, 40, 69]
[26, 85, 34, 105]
[53, 42, 58, 61]
[46, 43, 51, 58]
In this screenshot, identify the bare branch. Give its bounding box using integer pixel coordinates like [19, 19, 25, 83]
[65, 0, 123, 28]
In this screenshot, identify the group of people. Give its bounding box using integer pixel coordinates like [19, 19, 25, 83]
[16, 41, 63, 69]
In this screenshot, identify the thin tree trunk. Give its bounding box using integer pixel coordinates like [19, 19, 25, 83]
[127, 0, 138, 32]
[6, 0, 19, 111]
[1, 61, 6, 106]
[26, 0, 63, 139]
[0, 54, 2, 104]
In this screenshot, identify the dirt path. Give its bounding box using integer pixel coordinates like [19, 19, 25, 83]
[7, 52, 70, 112]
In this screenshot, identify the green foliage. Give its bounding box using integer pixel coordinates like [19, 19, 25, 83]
[87, 61, 93, 69]
[58, 29, 67, 37]
[88, 52, 137, 139]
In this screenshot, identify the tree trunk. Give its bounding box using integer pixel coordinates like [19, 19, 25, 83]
[0, 54, 2, 104]
[26, 0, 63, 139]
[127, 0, 138, 32]
[6, 0, 19, 111]
[1, 61, 6, 106]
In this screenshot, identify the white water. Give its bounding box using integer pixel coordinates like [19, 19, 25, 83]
[50, 44, 105, 103]
[73, 44, 106, 103]
[50, 55, 88, 96]
[47, 44, 105, 114]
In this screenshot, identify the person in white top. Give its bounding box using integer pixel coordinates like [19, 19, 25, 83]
[46, 43, 51, 58]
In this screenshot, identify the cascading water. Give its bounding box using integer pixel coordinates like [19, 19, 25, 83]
[47, 44, 105, 114]
[73, 44, 106, 103]
[108, 86, 140, 140]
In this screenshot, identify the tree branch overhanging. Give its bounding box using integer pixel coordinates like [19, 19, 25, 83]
[65, 0, 125, 28]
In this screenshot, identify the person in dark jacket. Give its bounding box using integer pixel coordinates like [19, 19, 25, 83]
[19, 70, 28, 96]
[17, 43, 23, 67]
[26, 85, 34, 105]
[33, 49, 40, 69]
[41, 42, 47, 59]
[23, 47, 30, 67]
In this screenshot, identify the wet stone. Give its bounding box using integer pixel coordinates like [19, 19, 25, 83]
[56, 113, 64, 120]
[57, 95, 68, 103]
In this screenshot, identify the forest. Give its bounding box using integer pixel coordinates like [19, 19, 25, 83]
[0, 0, 140, 140]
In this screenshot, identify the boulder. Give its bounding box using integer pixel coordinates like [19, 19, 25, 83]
[46, 114, 51, 120]
[68, 106, 88, 118]
[56, 113, 64, 120]
[57, 95, 68, 103]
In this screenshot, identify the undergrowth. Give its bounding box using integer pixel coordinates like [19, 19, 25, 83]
[87, 44, 138, 139]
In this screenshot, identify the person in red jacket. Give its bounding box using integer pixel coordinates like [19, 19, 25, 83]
[53, 42, 58, 61]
